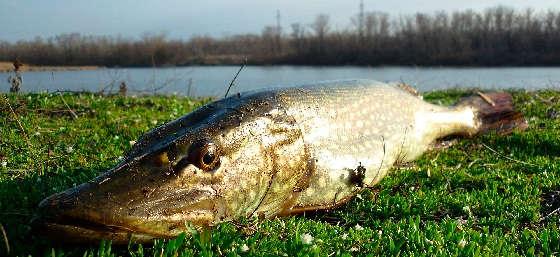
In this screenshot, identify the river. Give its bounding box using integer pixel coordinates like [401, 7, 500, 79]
[2, 66, 559, 97]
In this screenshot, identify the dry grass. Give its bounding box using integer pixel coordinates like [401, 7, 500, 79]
[0, 62, 103, 72]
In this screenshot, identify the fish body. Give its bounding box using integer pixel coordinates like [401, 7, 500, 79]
[33, 80, 523, 243]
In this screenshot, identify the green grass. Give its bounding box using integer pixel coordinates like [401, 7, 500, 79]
[1, 90, 559, 256]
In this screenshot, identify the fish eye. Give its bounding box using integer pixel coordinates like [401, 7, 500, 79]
[188, 140, 220, 171]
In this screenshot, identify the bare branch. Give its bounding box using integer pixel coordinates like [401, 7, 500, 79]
[481, 143, 537, 167]
[224, 61, 246, 98]
[57, 92, 79, 120]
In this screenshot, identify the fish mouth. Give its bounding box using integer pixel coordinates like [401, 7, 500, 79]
[31, 215, 162, 244]
[32, 186, 217, 244]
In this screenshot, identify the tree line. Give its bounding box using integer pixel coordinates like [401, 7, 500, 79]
[2, 6, 560, 67]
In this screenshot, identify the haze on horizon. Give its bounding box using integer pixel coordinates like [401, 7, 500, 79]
[1, 0, 559, 42]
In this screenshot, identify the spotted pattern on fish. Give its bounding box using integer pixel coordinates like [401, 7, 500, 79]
[34, 79, 504, 244]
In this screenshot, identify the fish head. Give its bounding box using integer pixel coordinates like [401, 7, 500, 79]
[33, 92, 313, 243]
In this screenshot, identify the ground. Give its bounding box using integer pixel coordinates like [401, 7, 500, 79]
[0, 62, 103, 72]
[0, 89, 559, 256]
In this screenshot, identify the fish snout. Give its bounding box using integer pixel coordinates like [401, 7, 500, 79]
[32, 181, 138, 243]
[35, 182, 113, 219]
[37, 188, 78, 215]
[33, 187, 82, 231]
[32, 188, 67, 229]
[31, 187, 93, 242]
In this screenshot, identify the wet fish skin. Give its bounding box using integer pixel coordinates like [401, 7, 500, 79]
[34, 80, 504, 243]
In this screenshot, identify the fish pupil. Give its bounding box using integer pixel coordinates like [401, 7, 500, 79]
[203, 151, 215, 165]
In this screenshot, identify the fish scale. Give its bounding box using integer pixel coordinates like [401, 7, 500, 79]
[270, 80, 462, 211]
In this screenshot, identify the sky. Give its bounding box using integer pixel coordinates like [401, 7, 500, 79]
[1, 0, 559, 42]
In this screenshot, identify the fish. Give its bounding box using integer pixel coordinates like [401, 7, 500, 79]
[32, 79, 526, 243]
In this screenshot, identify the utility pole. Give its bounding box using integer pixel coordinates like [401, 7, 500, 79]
[276, 10, 281, 33]
[276, 9, 282, 54]
[359, 0, 364, 41]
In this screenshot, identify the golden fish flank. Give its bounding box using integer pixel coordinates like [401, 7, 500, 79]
[33, 79, 526, 243]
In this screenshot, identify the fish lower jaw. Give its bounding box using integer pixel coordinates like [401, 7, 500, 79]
[32, 216, 166, 244]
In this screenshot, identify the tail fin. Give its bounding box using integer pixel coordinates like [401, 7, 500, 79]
[455, 92, 528, 135]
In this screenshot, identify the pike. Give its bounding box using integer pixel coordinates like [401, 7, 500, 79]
[32, 80, 526, 243]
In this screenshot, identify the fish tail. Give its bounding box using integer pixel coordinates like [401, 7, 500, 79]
[455, 92, 528, 135]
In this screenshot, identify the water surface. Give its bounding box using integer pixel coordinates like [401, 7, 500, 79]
[2, 66, 559, 97]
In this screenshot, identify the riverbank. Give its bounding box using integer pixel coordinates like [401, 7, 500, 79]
[0, 62, 104, 72]
[1, 90, 559, 256]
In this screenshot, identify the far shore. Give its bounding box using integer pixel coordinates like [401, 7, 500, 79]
[0, 62, 104, 73]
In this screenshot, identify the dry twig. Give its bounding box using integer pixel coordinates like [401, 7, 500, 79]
[539, 206, 560, 222]
[477, 92, 496, 106]
[481, 143, 537, 167]
[535, 93, 554, 104]
[0, 223, 9, 255]
[57, 92, 79, 119]
[224, 60, 246, 98]
[1, 95, 32, 149]
[0, 212, 32, 217]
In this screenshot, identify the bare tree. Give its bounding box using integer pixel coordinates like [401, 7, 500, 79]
[290, 23, 306, 55]
[310, 14, 330, 55]
[311, 14, 330, 39]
